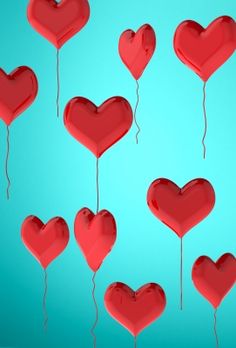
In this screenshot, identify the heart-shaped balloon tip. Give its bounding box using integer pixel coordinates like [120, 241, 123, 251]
[174, 16, 236, 81]
[74, 208, 117, 272]
[192, 253, 236, 308]
[119, 24, 156, 80]
[0, 66, 38, 126]
[27, 0, 90, 49]
[147, 178, 215, 238]
[21, 215, 70, 269]
[64, 96, 133, 158]
[104, 282, 166, 336]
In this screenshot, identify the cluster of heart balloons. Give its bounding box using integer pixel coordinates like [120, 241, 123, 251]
[21, 209, 117, 273]
[0, 0, 235, 346]
[0, 8, 235, 196]
[21, 177, 236, 340]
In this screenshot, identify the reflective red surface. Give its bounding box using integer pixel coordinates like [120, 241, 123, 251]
[21, 216, 69, 269]
[119, 24, 156, 80]
[27, 0, 90, 49]
[64, 96, 133, 158]
[74, 208, 117, 272]
[104, 282, 166, 337]
[192, 253, 236, 308]
[147, 178, 215, 238]
[174, 16, 236, 81]
[0, 67, 38, 125]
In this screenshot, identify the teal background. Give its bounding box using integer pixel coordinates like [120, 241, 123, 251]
[0, 0, 235, 347]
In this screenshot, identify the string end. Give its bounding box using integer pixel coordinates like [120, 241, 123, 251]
[91, 272, 98, 347]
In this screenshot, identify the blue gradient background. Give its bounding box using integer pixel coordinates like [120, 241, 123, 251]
[0, 0, 235, 347]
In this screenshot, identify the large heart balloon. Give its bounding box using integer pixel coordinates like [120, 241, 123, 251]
[74, 208, 117, 272]
[27, 0, 90, 49]
[0, 67, 38, 126]
[147, 178, 215, 238]
[119, 24, 156, 80]
[21, 216, 69, 269]
[64, 96, 133, 157]
[174, 16, 236, 81]
[104, 282, 166, 336]
[192, 253, 236, 308]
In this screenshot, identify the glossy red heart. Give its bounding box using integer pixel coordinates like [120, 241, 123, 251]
[27, 0, 90, 49]
[104, 282, 166, 336]
[64, 96, 133, 157]
[192, 253, 236, 308]
[21, 216, 69, 269]
[119, 24, 156, 80]
[0, 67, 38, 126]
[174, 16, 236, 81]
[147, 178, 215, 238]
[74, 208, 117, 272]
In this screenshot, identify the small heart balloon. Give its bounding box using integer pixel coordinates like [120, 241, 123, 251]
[147, 178, 215, 238]
[64, 96, 133, 157]
[74, 208, 117, 272]
[0, 67, 38, 126]
[27, 0, 90, 49]
[21, 216, 70, 269]
[174, 16, 236, 81]
[119, 24, 156, 80]
[104, 282, 166, 337]
[192, 253, 236, 308]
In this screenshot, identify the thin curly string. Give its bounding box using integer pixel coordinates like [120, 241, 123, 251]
[134, 80, 141, 144]
[5, 126, 11, 200]
[91, 272, 98, 347]
[202, 82, 207, 159]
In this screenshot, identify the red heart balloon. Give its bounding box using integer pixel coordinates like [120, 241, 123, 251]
[21, 216, 69, 269]
[147, 178, 215, 238]
[27, 0, 90, 49]
[119, 24, 156, 80]
[0, 67, 38, 126]
[192, 253, 236, 308]
[74, 208, 117, 272]
[104, 282, 166, 336]
[64, 96, 133, 157]
[174, 16, 236, 81]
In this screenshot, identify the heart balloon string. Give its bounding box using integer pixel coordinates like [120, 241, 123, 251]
[214, 309, 219, 348]
[173, 16, 235, 158]
[56, 49, 60, 118]
[180, 238, 183, 310]
[5, 126, 11, 199]
[192, 253, 236, 348]
[147, 178, 216, 312]
[91, 272, 98, 347]
[43, 269, 48, 331]
[134, 80, 141, 144]
[27, 0, 90, 118]
[91, 158, 100, 347]
[134, 336, 137, 348]
[202, 82, 207, 159]
[21, 216, 69, 334]
[118, 24, 156, 143]
[96, 158, 100, 213]
[64, 95, 129, 345]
